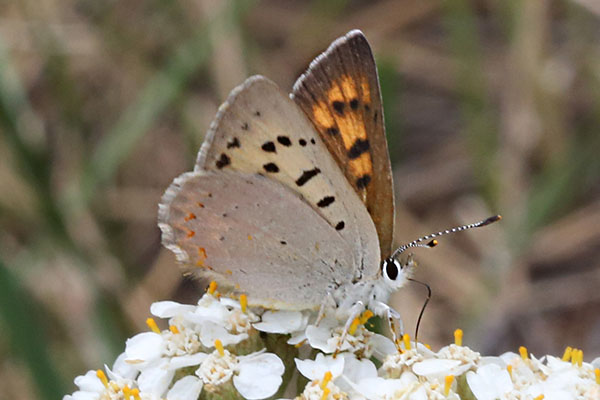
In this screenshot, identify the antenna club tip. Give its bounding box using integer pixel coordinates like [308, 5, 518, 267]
[428, 239, 438, 247]
[481, 215, 502, 226]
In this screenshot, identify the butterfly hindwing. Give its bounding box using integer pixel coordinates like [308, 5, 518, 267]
[291, 30, 395, 259]
[159, 170, 357, 310]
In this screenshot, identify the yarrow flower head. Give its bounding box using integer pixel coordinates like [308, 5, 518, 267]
[65, 283, 600, 400]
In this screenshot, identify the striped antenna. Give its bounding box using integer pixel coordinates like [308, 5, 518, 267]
[391, 215, 501, 259]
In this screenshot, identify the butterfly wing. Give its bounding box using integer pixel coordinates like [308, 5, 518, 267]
[291, 30, 395, 259]
[159, 170, 356, 310]
[161, 75, 380, 308]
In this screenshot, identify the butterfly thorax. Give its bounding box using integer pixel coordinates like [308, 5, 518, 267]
[332, 257, 414, 318]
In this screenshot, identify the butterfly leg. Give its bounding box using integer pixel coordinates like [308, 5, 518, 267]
[332, 301, 365, 357]
[370, 300, 404, 351]
[316, 291, 337, 326]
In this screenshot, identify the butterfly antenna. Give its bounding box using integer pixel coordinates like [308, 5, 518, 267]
[408, 278, 431, 345]
[391, 215, 501, 259]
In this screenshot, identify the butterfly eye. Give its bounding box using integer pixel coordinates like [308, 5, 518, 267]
[382, 258, 399, 281]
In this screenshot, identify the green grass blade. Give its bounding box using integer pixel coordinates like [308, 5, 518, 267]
[0, 259, 67, 399]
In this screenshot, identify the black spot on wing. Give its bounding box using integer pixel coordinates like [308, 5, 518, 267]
[215, 153, 230, 169]
[348, 138, 370, 159]
[350, 98, 359, 110]
[317, 196, 335, 208]
[263, 163, 279, 173]
[227, 137, 240, 149]
[326, 127, 339, 136]
[242, 122, 249, 130]
[310, 138, 316, 145]
[299, 139, 307, 146]
[332, 101, 345, 115]
[254, 111, 261, 116]
[262, 141, 276, 152]
[335, 221, 345, 230]
[356, 174, 371, 189]
[277, 136, 292, 146]
[295, 168, 321, 186]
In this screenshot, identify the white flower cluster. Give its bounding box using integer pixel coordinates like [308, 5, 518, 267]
[64, 285, 284, 400]
[65, 286, 600, 400]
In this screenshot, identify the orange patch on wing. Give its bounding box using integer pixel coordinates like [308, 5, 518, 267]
[327, 82, 345, 102]
[195, 247, 207, 268]
[184, 213, 197, 221]
[330, 76, 373, 182]
[348, 152, 372, 180]
[196, 202, 205, 208]
[247, 235, 253, 240]
[185, 229, 195, 238]
[309, 74, 374, 195]
[225, 270, 232, 275]
[339, 75, 359, 99]
[360, 76, 371, 104]
[312, 101, 335, 128]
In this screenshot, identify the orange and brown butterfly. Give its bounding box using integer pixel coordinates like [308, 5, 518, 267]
[160, 30, 397, 311]
[292, 30, 394, 259]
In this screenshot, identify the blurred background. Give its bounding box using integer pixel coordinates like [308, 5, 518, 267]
[1, 0, 600, 398]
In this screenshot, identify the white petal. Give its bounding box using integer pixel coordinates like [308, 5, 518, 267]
[477, 356, 506, 368]
[466, 364, 513, 400]
[219, 297, 242, 309]
[337, 355, 377, 394]
[104, 365, 125, 383]
[305, 324, 336, 353]
[112, 352, 138, 380]
[187, 299, 230, 325]
[64, 391, 100, 400]
[287, 330, 306, 345]
[166, 376, 203, 400]
[125, 332, 164, 365]
[342, 354, 377, 381]
[592, 357, 600, 369]
[450, 362, 474, 377]
[498, 351, 520, 365]
[234, 373, 282, 400]
[545, 355, 571, 372]
[234, 353, 285, 399]
[167, 352, 208, 370]
[73, 370, 104, 392]
[409, 385, 428, 400]
[137, 362, 175, 397]
[253, 310, 307, 334]
[370, 334, 396, 359]
[295, 353, 344, 380]
[353, 377, 406, 399]
[199, 321, 248, 346]
[238, 352, 285, 376]
[150, 301, 196, 318]
[412, 358, 462, 377]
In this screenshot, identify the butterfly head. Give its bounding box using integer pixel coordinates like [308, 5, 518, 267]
[379, 256, 415, 292]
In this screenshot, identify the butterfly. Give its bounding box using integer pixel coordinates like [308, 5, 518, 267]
[158, 30, 497, 320]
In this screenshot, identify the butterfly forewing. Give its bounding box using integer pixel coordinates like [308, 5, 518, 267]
[291, 30, 395, 259]
[160, 75, 381, 307]
[159, 170, 356, 310]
